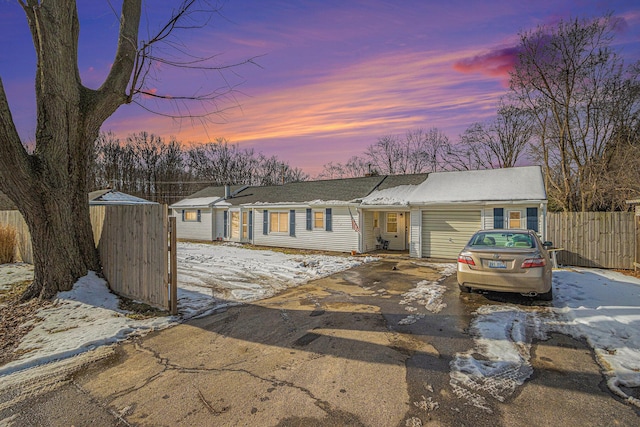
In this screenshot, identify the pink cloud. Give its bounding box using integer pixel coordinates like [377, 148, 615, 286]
[104, 47, 506, 172]
[453, 46, 520, 82]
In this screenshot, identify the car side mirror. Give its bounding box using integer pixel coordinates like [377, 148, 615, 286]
[542, 241, 553, 249]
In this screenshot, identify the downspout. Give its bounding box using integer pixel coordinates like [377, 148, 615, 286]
[541, 202, 547, 242]
[358, 207, 363, 253]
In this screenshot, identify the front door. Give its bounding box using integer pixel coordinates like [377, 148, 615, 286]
[384, 211, 407, 250]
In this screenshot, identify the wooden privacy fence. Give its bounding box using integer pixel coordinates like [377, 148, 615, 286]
[0, 210, 31, 263]
[547, 212, 635, 270]
[0, 205, 177, 313]
[636, 206, 640, 271]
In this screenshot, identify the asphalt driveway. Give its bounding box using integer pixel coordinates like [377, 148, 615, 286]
[1, 257, 638, 426]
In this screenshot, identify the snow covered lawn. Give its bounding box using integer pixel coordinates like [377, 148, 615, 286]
[0, 242, 373, 376]
[177, 242, 374, 319]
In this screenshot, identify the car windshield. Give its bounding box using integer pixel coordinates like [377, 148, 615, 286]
[469, 232, 535, 249]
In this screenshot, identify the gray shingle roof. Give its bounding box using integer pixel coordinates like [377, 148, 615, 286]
[184, 184, 248, 200]
[375, 173, 429, 191]
[226, 176, 385, 205]
[180, 174, 431, 206]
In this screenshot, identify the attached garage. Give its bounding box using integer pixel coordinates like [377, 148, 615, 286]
[421, 210, 481, 259]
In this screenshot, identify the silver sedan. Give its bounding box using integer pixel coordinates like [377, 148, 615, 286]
[457, 229, 553, 300]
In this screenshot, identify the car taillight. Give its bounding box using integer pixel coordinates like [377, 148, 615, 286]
[521, 258, 546, 268]
[458, 255, 475, 266]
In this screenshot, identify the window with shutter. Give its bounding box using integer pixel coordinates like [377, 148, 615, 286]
[526, 207, 538, 231]
[493, 208, 504, 228]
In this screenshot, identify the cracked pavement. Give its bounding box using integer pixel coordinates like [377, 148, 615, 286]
[1, 258, 639, 426]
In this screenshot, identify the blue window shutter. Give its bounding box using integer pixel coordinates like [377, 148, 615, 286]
[223, 211, 228, 238]
[494, 208, 504, 229]
[197, 209, 201, 222]
[181, 209, 185, 222]
[248, 211, 253, 240]
[263, 210, 268, 235]
[290, 210, 296, 236]
[526, 207, 538, 232]
[326, 208, 332, 231]
[306, 208, 312, 230]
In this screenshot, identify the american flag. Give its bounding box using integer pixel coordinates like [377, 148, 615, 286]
[349, 208, 360, 233]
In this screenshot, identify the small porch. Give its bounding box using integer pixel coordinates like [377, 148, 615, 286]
[361, 209, 411, 253]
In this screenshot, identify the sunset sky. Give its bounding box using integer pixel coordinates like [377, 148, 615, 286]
[1, 1, 639, 176]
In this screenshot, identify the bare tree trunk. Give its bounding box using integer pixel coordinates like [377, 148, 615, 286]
[0, 1, 141, 299]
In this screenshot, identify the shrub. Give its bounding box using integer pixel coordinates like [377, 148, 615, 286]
[0, 224, 17, 264]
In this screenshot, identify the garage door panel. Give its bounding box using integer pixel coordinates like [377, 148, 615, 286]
[422, 210, 481, 259]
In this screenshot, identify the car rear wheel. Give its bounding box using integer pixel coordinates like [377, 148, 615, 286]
[537, 287, 553, 301]
[458, 283, 471, 293]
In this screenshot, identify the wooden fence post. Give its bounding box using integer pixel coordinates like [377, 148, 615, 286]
[633, 205, 640, 271]
[169, 216, 178, 315]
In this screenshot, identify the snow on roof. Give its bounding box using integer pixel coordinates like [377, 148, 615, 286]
[361, 185, 419, 206]
[407, 166, 546, 204]
[89, 190, 156, 205]
[170, 197, 224, 208]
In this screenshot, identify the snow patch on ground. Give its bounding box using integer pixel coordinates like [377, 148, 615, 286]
[450, 305, 549, 412]
[0, 263, 33, 290]
[176, 242, 374, 319]
[0, 243, 374, 376]
[450, 267, 640, 410]
[398, 263, 455, 324]
[0, 272, 175, 376]
[550, 268, 640, 407]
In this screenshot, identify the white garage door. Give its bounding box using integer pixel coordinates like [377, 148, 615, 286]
[421, 210, 481, 259]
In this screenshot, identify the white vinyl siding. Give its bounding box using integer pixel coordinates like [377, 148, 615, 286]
[253, 207, 358, 252]
[421, 210, 481, 259]
[410, 208, 421, 257]
[173, 208, 213, 241]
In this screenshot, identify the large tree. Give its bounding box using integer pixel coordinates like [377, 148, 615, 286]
[0, 1, 245, 298]
[509, 14, 640, 211]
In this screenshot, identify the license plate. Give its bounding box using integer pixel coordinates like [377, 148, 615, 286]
[488, 260, 506, 269]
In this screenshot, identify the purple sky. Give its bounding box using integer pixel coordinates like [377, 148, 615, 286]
[1, 1, 639, 176]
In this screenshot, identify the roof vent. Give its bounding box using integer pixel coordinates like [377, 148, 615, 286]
[224, 185, 231, 199]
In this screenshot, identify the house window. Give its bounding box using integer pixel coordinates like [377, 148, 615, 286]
[184, 210, 199, 222]
[386, 213, 398, 233]
[508, 211, 522, 229]
[313, 211, 324, 229]
[269, 212, 289, 233]
[230, 211, 240, 238]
